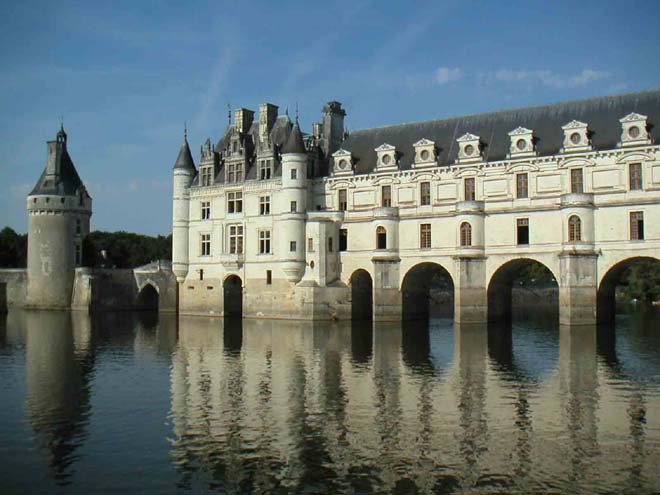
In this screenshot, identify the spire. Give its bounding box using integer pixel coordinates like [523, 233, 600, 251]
[173, 126, 196, 171]
[57, 119, 67, 145]
[281, 119, 306, 154]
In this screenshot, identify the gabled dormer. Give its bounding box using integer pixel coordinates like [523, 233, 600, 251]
[331, 148, 353, 177]
[561, 120, 592, 153]
[375, 143, 398, 171]
[412, 138, 436, 168]
[507, 127, 536, 158]
[619, 113, 651, 147]
[456, 133, 482, 163]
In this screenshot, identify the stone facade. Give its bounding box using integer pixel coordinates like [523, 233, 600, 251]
[173, 90, 660, 325]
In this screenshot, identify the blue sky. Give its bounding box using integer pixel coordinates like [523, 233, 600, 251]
[1, 0, 659, 235]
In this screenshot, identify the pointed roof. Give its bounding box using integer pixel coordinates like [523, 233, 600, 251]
[173, 129, 196, 171]
[281, 120, 306, 154]
[29, 127, 89, 197]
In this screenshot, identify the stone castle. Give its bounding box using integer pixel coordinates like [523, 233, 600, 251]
[171, 89, 660, 325]
[1, 89, 659, 325]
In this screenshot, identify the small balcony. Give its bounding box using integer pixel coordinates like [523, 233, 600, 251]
[219, 253, 245, 270]
[560, 193, 594, 208]
[373, 207, 399, 219]
[455, 200, 485, 214]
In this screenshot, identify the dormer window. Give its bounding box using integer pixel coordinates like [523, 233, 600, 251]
[561, 120, 591, 152]
[200, 166, 213, 186]
[226, 162, 243, 183]
[259, 159, 272, 180]
[508, 127, 535, 157]
[331, 148, 353, 176]
[619, 113, 651, 147]
[413, 138, 436, 168]
[375, 143, 397, 171]
[456, 133, 482, 163]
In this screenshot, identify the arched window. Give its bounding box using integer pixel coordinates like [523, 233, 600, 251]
[568, 215, 581, 242]
[376, 226, 387, 249]
[460, 222, 472, 247]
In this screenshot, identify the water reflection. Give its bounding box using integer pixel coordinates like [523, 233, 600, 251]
[1, 310, 659, 493]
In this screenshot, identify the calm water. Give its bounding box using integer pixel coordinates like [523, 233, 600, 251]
[1, 310, 659, 494]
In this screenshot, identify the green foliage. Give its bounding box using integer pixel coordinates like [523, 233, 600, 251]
[83, 231, 172, 268]
[514, 262, 556, 287]
[0, 227, 27, 267]
[621, 260, 660, 304]
[0, 226, 171, 269]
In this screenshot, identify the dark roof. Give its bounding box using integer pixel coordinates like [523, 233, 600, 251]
[340, 88, 660, 175]
[30, 132, 89, 197]
[173, 134, 196, 171]
[281, 121, 306, 154]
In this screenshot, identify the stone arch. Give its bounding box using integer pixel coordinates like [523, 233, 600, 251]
[597, 256, 660, 323]
[487, 258, 558, 323]
[136, 283, 159, 311]
[350, 269, 373, 321]
[223, 274, 243, 318]
[401, 262, 454, 320]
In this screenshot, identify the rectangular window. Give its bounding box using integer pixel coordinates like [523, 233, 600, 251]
[201, 201, 211, 219]
[201, 166, 213, 186]
[517, 218, 529, 245]
[259, 195, 271, 215]
[228, 225, 243, 254]
[290, 201, 297, 213]
[227, 191, 243, 213]
[629, 163, 643, 190]
[570, 168, 583, 193]
[259, 159, 272, 180]
[75, 244, 81, 264]
[227, 162, 244, 183]
[259, 230, 272, 254]
[290, 241, 297, 252]
[200, 233, 211, 256]
[382, 185, 392, 207]
[199, 269, 204, 281]
[291, 168, 297, 179]
[630, 211, 644, 240]
[328, 237, 333, 252]
[338, 189, 347, 211]
[308, 237, 314, 252]
[339, 229, 347, 252]
[420, 223, 431, 249]
[266, 270, 272, 285]
[420, 182, 431, 206]
[464, 178, 475, 201]
[76, 219, 81, 235]
[516, 173, 528, 199]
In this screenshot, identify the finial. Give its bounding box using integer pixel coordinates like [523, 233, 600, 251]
[184, 121, 187, 140]
[60, 115, 64, 132]
[295, 102, 299, 124]
[285, 106, 289, 117]
[227, 103, 231, 126]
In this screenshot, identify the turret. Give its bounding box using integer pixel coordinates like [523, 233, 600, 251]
[26, 126, 92, 308]
[279, 119, 308, 283]
[172, 128, 196, 282]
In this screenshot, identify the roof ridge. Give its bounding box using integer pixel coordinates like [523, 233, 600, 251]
[349, 87, 660, 134]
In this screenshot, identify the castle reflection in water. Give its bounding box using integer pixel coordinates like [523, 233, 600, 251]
[1, 310, 659, 494]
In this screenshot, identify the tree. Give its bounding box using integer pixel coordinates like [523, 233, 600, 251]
[0, 227, 27, 267]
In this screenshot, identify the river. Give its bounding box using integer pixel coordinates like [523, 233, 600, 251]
[1, 310, 659, 494]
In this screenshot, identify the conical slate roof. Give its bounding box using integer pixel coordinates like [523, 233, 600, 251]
[281, 121, 306, 154]
[173, 132, 196, 171]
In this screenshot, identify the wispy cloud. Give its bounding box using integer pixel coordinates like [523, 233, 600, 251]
[488, 68, 611, 88]
[434, 67, 464, 85]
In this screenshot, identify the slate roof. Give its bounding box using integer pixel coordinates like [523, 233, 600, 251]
[340, 88, 660, 175]
[173, 135, 196, 171]
[30, 131, 89, 197]
[281, 121, 306, 154]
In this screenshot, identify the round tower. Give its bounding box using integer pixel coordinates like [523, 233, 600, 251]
[26, 126, 92, 309]
[279, 119, 308, 283]
[171, 129, 196, 282]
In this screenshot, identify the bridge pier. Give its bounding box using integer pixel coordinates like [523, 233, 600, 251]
[372, 258, 402, 322]
[454, 257, 487, 324]
[559, 252, 598, 326]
